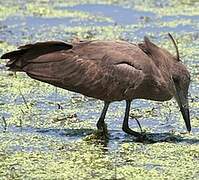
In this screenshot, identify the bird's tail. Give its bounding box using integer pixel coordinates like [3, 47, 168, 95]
[1, 49, 28, 71]
[0, 41, 73, 71]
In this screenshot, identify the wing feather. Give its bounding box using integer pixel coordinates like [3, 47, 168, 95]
[2, 40, 155, 101]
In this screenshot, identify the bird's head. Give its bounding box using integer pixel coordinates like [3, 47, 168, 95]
[168, 33, 191, 132]
[136, 34, 191, 132]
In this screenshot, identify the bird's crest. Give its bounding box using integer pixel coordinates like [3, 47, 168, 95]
[168, 33, 180, 61]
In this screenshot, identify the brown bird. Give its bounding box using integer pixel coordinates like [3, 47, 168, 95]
[1, 34, 191, 138]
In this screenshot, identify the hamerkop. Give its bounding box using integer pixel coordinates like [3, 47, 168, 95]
[1, 34, 191, 138]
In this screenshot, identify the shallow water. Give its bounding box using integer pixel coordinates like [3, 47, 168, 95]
[63, 4, 156, 25]
[0, 0, 199, 179]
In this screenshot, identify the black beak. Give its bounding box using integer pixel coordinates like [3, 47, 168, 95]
[174, 83, 191, 132]
[180, 106, 191, 132]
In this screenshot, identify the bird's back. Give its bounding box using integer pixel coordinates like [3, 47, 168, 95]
[1, 39, 173, 101]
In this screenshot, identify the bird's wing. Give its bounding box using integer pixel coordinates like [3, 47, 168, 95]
[1, 40, 156, 101]
[99, 51, 148, 100]
[1, 41, 73, 70]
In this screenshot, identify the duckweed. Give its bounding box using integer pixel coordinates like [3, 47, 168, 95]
[0, 0, 198, 179]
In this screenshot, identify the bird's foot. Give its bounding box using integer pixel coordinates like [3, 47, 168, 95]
[84, 129, 109, 147]
[122, 126, 141, 137]
[122, 127, 155, 143]
[96, 123, 109, 140]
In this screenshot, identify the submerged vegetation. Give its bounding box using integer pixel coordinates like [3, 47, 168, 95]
[0, 0, 199, 179]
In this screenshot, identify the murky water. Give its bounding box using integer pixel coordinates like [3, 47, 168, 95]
[63, 4, 156, 24]
[0, 0, 199, 179]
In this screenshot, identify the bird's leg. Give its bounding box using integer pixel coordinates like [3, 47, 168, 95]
[122, 100, 142, 137]
[96, 101, 110, 133]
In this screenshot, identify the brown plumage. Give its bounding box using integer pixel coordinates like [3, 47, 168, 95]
[1, 34, 191, 138]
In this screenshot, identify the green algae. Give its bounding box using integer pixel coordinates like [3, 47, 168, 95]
[133, 0, 199, 16]
[0, 5, 19, 20]
[0, 0, 199, 179]
[118, 141, 199, 180]
[0, 42, 16, 55]
[0, 133, 199, 179]
[25, 3, 113, 23]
